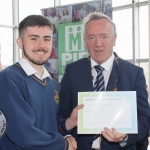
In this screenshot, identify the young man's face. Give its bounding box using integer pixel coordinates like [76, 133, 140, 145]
[17, 26, 53, 66]
[84, 19, 116, 64]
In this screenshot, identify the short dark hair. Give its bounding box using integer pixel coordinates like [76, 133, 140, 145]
[19, 15, 54, 38]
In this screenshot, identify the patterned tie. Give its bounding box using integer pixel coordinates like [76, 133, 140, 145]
[93, 65, 105, 149]
[94, 65, 105, 91]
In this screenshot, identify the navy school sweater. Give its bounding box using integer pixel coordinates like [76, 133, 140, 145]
[0, 63, 68, 150]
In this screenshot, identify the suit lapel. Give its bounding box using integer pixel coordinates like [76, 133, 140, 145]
[82, 56, 94, 91]
[106, 56, 121, 91]
[81, 54, 121, 92]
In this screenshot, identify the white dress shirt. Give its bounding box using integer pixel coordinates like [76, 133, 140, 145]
[18, 58, 51, 80]
[91, 53, 114, 149]
[91, 53, 114, 88]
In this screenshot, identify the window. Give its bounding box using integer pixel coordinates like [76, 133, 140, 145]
[19, 0, 54, 22]
[112, 0, 131, 7]
[139, 0, 147, 2]
[113, 8, 132, 59]
[60, 0, 93, 5]
[0, 27, 13, 69]
[139, 5, 148, 59]
[0, 0, 12, 25]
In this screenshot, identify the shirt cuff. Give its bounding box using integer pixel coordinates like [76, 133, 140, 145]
[120, 135, 128, 147]
[58, 119, 73, 136]
[64, 134, 72, 138]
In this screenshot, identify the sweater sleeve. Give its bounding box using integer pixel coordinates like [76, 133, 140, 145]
[0, 88, 68, 150]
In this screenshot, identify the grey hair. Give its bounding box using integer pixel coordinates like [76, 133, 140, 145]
[82, 12, 117, 37]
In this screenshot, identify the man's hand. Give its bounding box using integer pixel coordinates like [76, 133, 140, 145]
[101, 127, 127, 142]
[66, 136, 77, 150]
[65, 104, 84, 131]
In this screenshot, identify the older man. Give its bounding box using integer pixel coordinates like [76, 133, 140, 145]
[57, 12, 150, 150]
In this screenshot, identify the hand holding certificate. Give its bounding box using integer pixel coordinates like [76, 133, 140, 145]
[78, 91, 137, 134]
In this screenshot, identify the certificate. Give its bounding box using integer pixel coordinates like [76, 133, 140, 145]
[78, 91, 137, 134]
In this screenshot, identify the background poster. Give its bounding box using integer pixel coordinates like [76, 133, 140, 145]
[41, 0, 112, 82]
[58, 22, 88, 81]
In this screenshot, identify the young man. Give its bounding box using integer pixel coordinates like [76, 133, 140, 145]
[57, 12, 150, 150]
[0, 15, 76, 150]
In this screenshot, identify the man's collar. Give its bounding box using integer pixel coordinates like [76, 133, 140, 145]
[91, 53, 115, 71]
[18, 58, 51, 79]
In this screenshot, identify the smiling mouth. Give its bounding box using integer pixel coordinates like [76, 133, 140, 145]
[94, 50, 104, 53]
[33, 49, 47, 55]
[35, 51, 45, 55]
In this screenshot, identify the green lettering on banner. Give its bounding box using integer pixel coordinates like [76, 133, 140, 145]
[69, 26, 81, 50]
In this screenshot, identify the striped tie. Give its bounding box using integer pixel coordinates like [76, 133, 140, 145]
[94, 65, 105, 91]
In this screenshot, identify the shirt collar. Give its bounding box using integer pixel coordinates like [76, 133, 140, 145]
[91, 53, 115, 71]
[18, 58, 51, 79]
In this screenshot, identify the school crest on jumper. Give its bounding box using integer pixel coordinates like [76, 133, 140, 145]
[0, 110, 7, 138]
[54, 90, 59, 104]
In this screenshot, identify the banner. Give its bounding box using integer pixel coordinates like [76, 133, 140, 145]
[41, 0, 112, 82]
[58, 22, 88, 81]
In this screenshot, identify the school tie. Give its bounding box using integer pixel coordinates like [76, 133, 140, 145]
[93, 65, 105, 149]
[94, 65, 105, 91]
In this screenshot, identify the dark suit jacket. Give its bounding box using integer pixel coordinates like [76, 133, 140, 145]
[136, 133, 149, 150]
[57, 52, 150, 150]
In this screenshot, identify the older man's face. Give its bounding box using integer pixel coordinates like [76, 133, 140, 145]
[84, 19, 116, 64]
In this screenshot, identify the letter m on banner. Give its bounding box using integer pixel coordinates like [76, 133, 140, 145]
[65, 23, 84, 52]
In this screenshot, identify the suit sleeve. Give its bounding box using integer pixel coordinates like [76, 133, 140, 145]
[118, 67, 150, 148]
[57, 65, 74, 136]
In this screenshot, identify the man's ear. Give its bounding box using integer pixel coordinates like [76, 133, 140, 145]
[113, 35, 117, 47]
[16, 38, 23, 49]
